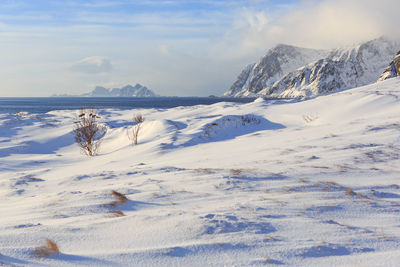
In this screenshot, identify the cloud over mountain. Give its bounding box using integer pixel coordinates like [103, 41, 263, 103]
[226, 0, 400, 53]
[70, 56, 113, 74]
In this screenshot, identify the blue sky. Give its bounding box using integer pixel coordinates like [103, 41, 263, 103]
[0, 0, 397, 96]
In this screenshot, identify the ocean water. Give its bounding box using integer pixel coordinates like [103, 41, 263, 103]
[0, 97, 256, 114]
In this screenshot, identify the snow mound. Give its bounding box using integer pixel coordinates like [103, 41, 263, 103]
[101, 119, 178, 153]
[173, 114, 285, 147]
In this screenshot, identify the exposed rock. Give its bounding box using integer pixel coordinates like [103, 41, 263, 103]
[223, 44, 328, 97]
[225, 38, 399, 98]
[377, 51, 400, 81]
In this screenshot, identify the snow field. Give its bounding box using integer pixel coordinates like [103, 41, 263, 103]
[0, 78, 400, 266]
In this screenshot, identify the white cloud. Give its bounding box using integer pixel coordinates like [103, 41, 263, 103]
[158, 44, 170, 55]
[218, 0, 400, 58]
[1, 0, 399, 97]
[70, 56, 113, 74]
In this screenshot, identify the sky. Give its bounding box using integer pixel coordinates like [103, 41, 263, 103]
[0, 0, 399, 97]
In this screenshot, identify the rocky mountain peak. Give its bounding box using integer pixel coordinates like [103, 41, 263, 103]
[85, 84, 157, 97]
[224, 37, 399, 98]
[377, 50, 400, 81]
[223, 44, 328, 97]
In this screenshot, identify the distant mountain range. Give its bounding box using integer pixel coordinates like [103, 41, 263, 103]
[224, 37, 399, 98]
[54, 84, 157, 97]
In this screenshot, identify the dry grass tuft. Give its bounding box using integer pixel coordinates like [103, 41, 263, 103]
[345, 188, 357, 196]
[265, 235, 276, 241]
[111, 190, 127, 200]
[345, 188, 369, 199]
[109, 190, 128, 206]
[230, 169, 242, 175]
[34, 239, 60, 257]
[104, 190, 129, 217]
[112, 210, 125, 217]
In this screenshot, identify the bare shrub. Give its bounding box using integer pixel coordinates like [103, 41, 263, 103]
[128, 113, 144, 145]
[73, 108, 106, 156]
[240, 114, 260, 125]
[34, 239, 60, 257]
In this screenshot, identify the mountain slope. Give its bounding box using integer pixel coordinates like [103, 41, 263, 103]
[225, 38, 399, 98]
[377, 50, 400, 81]
[223, 44, 328, 97]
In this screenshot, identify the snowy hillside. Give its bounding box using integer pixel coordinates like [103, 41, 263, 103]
[1, 78, 400, 266]
[223, 44, 328, 97]
[225, 38, 399, 98]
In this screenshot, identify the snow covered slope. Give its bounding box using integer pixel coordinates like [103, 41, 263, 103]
[1, 78, 400, 266]
[223, 44, 328, 97]
[225, 38, 399, 98]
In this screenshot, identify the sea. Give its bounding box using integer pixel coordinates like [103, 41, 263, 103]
[0, 97, 256, 114]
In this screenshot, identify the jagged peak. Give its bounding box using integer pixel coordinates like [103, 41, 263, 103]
[224, 37, 399, 98]
[377, 49, 400, 81]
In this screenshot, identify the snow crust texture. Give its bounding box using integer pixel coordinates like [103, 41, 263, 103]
[1, 78, 400, 266]
[224, 38, 399, 98]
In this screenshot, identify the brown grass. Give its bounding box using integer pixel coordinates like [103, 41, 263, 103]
[109, 190, 128, 206]
[112, 210, 125, 217]
[34, 239, 60, 257]
[230, 169, 242, 175]
[265, 235, 276, 241]
[104, 191, 129, 217]
[345, 188, 369, 199]
[345, 188, 357, 196]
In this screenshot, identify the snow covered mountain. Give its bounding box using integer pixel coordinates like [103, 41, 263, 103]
[223, 44, 328, 97]
[377, 50, 400, 81]
[224, 38, 399, 98]
[84, 84, 157, 97]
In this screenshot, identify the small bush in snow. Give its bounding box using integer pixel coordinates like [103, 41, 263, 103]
[203, 114, 260, 137]
[240, 114, 260, 125]
[34, 239, 60, 257]
[73, 108, 106, 156]
[128, 113, 144, 145]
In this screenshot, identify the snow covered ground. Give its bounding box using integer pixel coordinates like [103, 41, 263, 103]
[1, 78, 400, 266]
